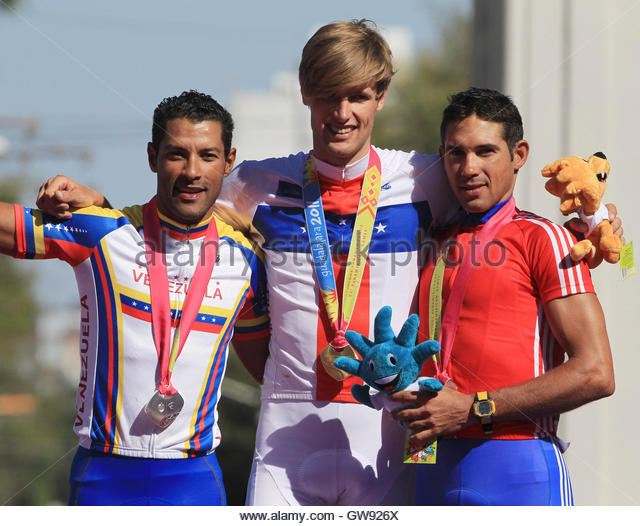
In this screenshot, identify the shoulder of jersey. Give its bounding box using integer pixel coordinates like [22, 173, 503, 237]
[512, 209, 577, 242]
[214, 215, 258, 252]
[119, 204, 144, 228]
[71, 205, 133, 224]
[513, 209, 557, 228]
[373, 146, 441, 178]
[234, 152, 308, 181]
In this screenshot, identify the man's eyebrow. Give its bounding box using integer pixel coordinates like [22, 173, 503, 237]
[163, 144, 223, 154]
[444, 142, 499, 150]
[199, 146, 223, 154]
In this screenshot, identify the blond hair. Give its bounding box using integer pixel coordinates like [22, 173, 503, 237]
[299, 19, 394, 99]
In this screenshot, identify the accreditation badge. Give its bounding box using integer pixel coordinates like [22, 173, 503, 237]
[403, 436, 437, 464]
[145, 389, 184, 428]
[319, 344, 358, 381]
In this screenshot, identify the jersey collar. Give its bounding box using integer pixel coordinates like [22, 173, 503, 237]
[460, 196, 513, 227]
[156, 209, 215, 240]
[312, 150, 371, 182]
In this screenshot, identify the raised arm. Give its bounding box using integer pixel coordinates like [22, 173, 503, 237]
[390, 291, 614, 446]
[36, 175, 111, 219]
[0, 202, 17, 256]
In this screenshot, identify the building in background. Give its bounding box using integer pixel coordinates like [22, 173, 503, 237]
[474, 0, 640, 505]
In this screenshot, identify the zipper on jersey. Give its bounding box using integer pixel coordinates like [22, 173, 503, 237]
[150, 430, 156, 457]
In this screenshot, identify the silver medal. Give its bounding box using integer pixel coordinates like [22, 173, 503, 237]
[145, 390, 184, 428]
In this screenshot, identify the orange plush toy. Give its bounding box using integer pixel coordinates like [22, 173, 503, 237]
[541, 152, 623, 266]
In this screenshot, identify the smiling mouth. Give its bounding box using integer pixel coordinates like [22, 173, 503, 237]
[459, 183, 486, 196]
[174, 187, 204, 199]
[327, 124, 356, 136]
[373, 373, 400, 392]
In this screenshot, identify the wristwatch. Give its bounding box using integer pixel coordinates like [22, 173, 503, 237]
[473, 391, 495, 434]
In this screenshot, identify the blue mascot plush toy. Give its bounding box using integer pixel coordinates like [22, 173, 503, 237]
[334, 306, 443, 410]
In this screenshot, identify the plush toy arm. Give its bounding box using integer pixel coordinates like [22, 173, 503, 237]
[334, 356, 361, 377]
[344, 330, 374, 359]
[351, 384, 375, 409]
[417, 377, 444, 392]
[541, 159, 569, 178]
[395, 313, 420, 345]
[412, 340, 441, 364]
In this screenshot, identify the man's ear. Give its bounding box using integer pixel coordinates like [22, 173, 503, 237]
[147, 142, 158, 173]
[301, 89, 311, 107]
[512, 139, 530, 171]
[224, 147, 237, 178]
[375, 88, 389, 112]
[438, 145, 445, 159]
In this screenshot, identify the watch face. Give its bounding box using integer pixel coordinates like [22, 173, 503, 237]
[475, 400, 493, 417]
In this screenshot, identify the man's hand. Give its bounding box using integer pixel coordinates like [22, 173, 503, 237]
[36, 175, 110, 219]
[388, 384, 475, 447]
[565, 202, 624, 268]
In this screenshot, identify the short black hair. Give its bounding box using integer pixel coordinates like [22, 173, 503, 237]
[151, 90, 234, 157]
[440, 87, 523, 157]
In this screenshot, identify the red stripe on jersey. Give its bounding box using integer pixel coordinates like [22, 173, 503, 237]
[122, 305, 182, 329]
[121, 304, 152, 322]
[556, 224, 587, 294]
[93, 247, 117, 452]
[13, 205, 27, 257]
[44, 238, 94, 265]
[191, 320, 223, 334]
[551, 223, 579, 294]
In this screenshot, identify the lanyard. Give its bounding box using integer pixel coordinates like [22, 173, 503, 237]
[302, 147, 382, 348]
[142, 197, 219, 395]
[429, 197, 516, 383]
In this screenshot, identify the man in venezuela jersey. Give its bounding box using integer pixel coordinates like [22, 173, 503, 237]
[0, 90, 269, 505]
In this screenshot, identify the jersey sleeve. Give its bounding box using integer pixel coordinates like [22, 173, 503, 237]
[13, 205, 131, 266]
[213, 161, 262, 237]
[220, 223, 270, 341]
[521, 220, 595, 303]
[233, 253, 270, 341]
[409, 152, 460, 228]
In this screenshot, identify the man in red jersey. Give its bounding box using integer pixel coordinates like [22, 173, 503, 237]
[391, 87, 615, 505]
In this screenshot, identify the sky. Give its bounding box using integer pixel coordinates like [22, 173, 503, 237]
[0, 0, 470, 305]
[1, 0, 470, 197]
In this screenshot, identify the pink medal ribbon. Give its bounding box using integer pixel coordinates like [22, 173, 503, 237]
[433, 197, 516, 384]
[143, 197, 219, 396]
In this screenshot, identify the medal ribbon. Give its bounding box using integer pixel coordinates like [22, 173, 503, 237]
[302, 147, 382, 349]
[430, 197, 516, 383]
[143, 197, 219, 395]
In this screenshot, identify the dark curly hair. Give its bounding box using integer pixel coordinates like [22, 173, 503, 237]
[440, 87, 523, 158]
[151, 90, 234, 157]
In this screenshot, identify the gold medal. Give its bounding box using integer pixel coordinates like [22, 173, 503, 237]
[319, 344, 358, 381]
